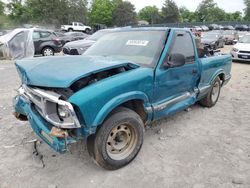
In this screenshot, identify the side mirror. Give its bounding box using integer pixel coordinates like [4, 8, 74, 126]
[163, 53, 186, 69]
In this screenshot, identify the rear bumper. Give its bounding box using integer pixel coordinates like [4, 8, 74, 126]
[13, 95, 77, 153]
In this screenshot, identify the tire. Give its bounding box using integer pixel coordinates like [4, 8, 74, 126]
[199, 77, 221, 107]
[42, 47, 54, 56]
[87, 107, 144, 170]
[68, 28, 73, 32]
[85, 28, 91, 34]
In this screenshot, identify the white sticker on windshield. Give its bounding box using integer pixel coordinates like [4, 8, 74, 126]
[126, 40, 149, 46]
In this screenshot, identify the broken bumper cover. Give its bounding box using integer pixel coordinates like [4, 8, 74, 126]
[13, 95, 77, 153]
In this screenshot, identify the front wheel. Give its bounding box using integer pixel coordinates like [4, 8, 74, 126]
[87, 107, 144, 170]
[199, 77, 221, 107]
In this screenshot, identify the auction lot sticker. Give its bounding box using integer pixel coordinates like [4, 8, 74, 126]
[126, 40, 149, 46]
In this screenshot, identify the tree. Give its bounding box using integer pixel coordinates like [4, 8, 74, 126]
[161, 0, 181, 23]
[7, 0, 29, 24]
[244, 0, 250, 21]
[113, 1, 137, 26]
[138, 6, 160, 24]
[196, 0, 229, 22]
[0, 0, 4, 15]
[90, 0, 113, 26]
[179, 6, 196, 23]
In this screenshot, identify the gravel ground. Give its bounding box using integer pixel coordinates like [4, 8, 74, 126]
[0, 46, 250, 188]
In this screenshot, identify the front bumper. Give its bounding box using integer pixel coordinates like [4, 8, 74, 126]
[231, 51, 250, 62]
[14, 95, 79, 153]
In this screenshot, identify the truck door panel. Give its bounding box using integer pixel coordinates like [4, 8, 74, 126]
[153, 30, 199, 120]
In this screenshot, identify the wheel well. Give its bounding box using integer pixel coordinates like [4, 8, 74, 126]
[108, 99, 148, 124]
[218, 73, 225, 83]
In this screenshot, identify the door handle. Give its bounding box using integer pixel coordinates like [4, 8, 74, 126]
[192, 69, 198, 74]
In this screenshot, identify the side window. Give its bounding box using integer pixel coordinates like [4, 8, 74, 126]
[169, 32, 195, 64]
[33, 31, 40, 39]
[40, 32, 51, 38]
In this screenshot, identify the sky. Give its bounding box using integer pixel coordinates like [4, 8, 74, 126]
[128, 0, 245, 13]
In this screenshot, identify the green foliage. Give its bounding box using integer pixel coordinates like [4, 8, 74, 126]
[113, 1, 137, 26]
[244, 0, 250, 21]
[161, 0, 181, 23]
[138, 6, 160, 24]
[6, 0, 88, 26]
[0, 0, 4, 15]
[90, 0, 113, 26]
[179, 6, 197, 23]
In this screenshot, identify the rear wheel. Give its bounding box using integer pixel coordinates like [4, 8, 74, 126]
[87, 107, 144, 170]
[85, 28, 91, 34]
[68, 28, 73, 32]
[42, 47, 54, 56]
[199, 77, 221, 107]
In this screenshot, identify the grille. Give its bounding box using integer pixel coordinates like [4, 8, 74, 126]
[239, 50, 250, 54]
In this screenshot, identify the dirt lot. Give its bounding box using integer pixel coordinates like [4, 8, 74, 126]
[0, 46, 250, 188]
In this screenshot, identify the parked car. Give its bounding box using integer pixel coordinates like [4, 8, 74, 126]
[61, 22, 91, 33]
[235, 25, 249, 31]
[208, 24, 220, 30]
[193, 26, 202, 31]
[223, 25, 234, 30]
[201, 32, 224, 49]
[33, 29, 63, 56]
[0, 28, 34, 60]
[223, 30, 239, 44]
[14, 27, 232, 170]
[63, 29, 117, 55]
[231, 34, 250, 61]
[55, 32, 89, 45]
[200, 25, 209, 31]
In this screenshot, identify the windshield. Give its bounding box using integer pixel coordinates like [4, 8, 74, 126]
[203, 33, 219, 39]
[239, 35, 250, 43]
[84, 30, 166, 67]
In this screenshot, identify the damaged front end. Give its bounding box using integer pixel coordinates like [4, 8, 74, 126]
[13, 85, 83, 153]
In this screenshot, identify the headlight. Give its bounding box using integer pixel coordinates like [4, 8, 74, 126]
[232, 48, 239, 52]
[57, 104, 71, 120]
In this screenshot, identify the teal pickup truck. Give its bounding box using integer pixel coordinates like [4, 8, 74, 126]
[13, 28, 232, 170]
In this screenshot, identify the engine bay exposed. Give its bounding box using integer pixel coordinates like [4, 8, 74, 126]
[40, 65, 136, 99]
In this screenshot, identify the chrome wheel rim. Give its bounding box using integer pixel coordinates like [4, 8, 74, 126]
[211, 81, 220, 103]
[106, 124, 137, 160]
[44, 48, 53, 56]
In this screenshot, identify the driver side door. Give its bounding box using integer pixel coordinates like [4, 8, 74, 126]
[153, 30, 200, 120]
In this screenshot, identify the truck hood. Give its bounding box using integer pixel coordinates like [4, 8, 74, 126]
[15, 56, 139, 88]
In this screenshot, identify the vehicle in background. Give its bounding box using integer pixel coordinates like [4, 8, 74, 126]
[193, 26, 202, 31]
[235, 25, 249, 31]
[61, 22, 91, 34]
[63, 29, 117, 55]
[208, 24, 220, 30]
[223, 25, 234, 30]
[200, 25, 209, 31]
[218, 25, 224, 30]
[238, 31, 248, 40]
[223, 30, 239, 45]
[55, 32, 89, 45]
[0, 28, 34, 60]
[201, 32, 224, 49]
[231, 34, 250, 62]
[92, 23, 108, 32]
[33, 29, 63, 56]
[14, 27, 232, 170]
